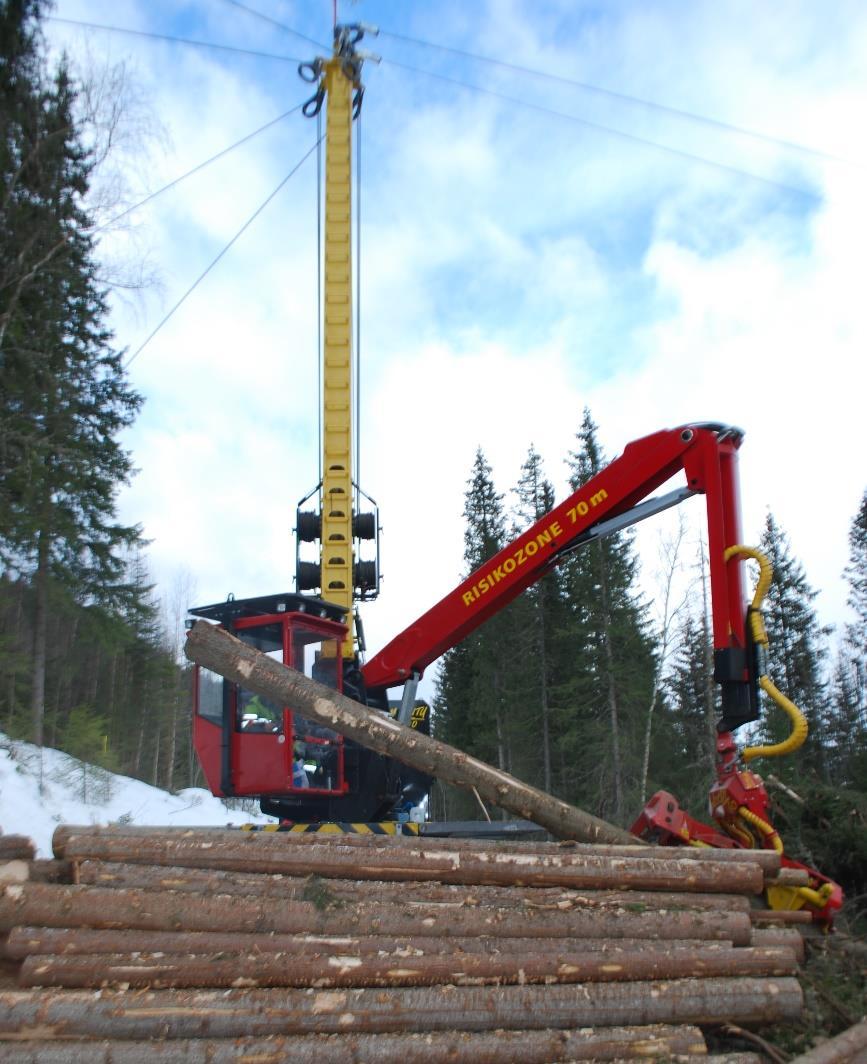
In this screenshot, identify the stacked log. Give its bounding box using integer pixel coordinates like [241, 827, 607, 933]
[0, 826, 803, 1060]
[0, 1023, 764, 1064]
[0, 836, 35, 862]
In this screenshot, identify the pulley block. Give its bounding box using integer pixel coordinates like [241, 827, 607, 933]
[355, 560, 377, 592]
[296, 510, 321, 543]
[296, 561, 320, 592]
[353, 511, 377, 540]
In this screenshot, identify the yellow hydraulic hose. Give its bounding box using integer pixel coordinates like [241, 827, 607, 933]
[725, 544, 773, 611]
[723, 545, 809, 763]
[723, 817, 757, 849]
[738, 805, 784, 854]
[746, 675, 809, 761]
[797, 883, 835, 908]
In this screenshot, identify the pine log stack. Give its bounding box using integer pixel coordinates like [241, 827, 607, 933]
[0, 826, 803, 1061]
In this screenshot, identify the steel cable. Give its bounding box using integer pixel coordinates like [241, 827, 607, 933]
[47, 16, 305, 64]
[378, 57, 822, 201]
[125, 138, 323, 368]
[377, 27, 848, 165]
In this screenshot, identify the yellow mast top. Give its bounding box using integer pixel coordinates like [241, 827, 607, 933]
[320, 51, 355, 645]
[296, 25, 378, 658]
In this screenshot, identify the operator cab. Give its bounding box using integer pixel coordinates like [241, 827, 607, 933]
[190, 591, 429, 822]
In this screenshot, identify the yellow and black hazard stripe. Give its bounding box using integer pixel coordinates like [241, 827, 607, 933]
[242, 821, 421, 836]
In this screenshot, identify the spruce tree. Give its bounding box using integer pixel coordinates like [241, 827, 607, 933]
[434, 448, 519, 816]
[0, 0, 144, 744]
[757, 514, 829, 782]
[829, 490, 867, 786]
[460, 448, 513, 774]
[556, 410, 656, 823]
[512, 445, 562, 793]
[461, 447, 507, 571]
[659, 605, 719, 811]
[843, 490, 867, 656]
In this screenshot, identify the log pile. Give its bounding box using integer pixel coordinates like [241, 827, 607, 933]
[0, 826, 804, 1061]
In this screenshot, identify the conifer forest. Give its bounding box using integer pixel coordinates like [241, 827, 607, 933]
[1, 0, 866, 928]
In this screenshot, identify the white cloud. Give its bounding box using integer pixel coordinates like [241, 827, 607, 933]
[42, 0, 866, 707]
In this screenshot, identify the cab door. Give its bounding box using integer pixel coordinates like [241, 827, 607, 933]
[228, 617, 291, 796]
[193, 612, 350, 799]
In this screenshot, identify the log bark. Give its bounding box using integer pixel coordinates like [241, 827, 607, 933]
[0, 978, 804, 1037]
[789, 1019, 867, 1064]
[0, 836, 35, 861]
[2, 926, 738, 960]
[0, 1025, 710, 1062]
[765, 867, 811, 887]
[561, 845, 779, 875]
[53, 833, 764, 894]
[72, 860, 753, 912]
[704, 1057, 763, 1063]
[27, 860, 72, 884]
[183, 621, 640, 845]
[750, 927, 805, 962]
[750, 908, 813, 925]
[18, 945, 797, 990]
[0, 1045, 729, 1064]
[53, 825, 781, 874]
[0, 883, 752, 943]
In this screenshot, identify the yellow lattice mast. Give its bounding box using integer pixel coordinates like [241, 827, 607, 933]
[295, 25, 379, 658]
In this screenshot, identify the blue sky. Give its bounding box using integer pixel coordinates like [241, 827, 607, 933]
[45, 0, 867, 694]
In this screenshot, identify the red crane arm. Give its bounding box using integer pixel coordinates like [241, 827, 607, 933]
[362, 423, 752, 727]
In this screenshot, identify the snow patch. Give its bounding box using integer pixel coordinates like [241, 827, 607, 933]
[0, 731, 271, 858]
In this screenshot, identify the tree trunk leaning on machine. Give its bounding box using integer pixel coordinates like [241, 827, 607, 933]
[184, 621, 641, 845]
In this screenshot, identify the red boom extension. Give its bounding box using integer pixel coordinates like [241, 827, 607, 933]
[363, 422, 753, 731]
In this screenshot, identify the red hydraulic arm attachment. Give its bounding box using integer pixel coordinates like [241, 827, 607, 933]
[631, 548, 843, 926]
[363, 422, 755, 734]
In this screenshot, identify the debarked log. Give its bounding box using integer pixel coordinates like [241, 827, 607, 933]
[0, 978, 804, 1037]
[0, 883, 753, 943]
[1, 927, 739, 960]
[71, 860, 753, 913]
[0, 861, 29, 885]
[55, 832, 764, 894]
[18, 945, 798, 990]
[183, 620, 640, 845]
[0, 1024, 709, 1062]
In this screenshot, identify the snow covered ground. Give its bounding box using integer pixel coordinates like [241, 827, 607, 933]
[0, 732, 271, 858]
